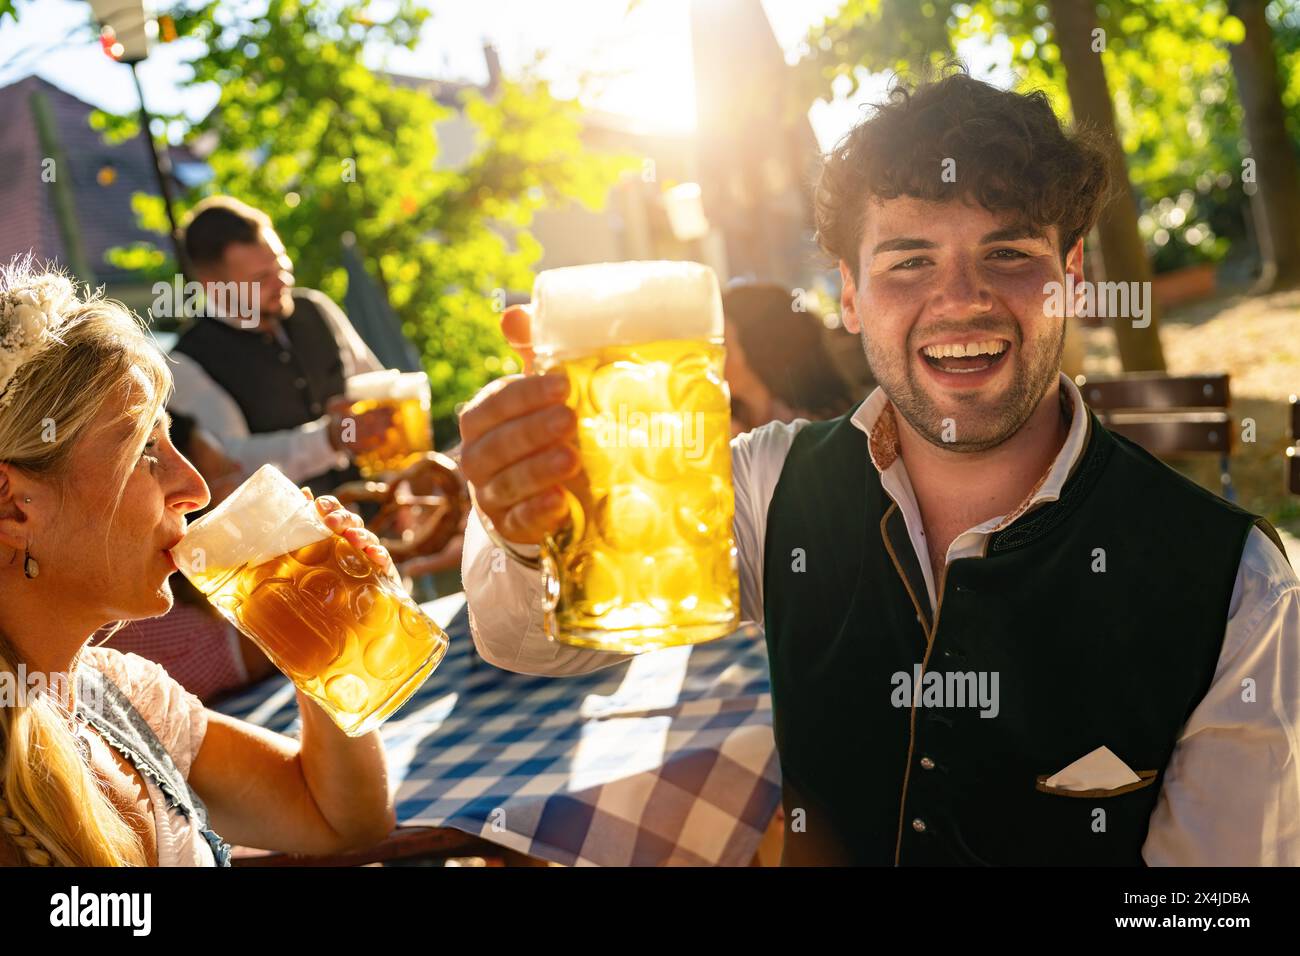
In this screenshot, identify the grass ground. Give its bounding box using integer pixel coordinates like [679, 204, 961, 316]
[1079, 285, 1300, 554]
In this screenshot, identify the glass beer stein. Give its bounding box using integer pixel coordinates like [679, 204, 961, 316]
[172, 465, 448, 735]
[344, 370, 434, 478]
[531, 260, 739, 653]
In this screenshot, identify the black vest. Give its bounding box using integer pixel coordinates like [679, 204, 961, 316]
[763, 406, 1285, 866]
[173, 290, 356, 491]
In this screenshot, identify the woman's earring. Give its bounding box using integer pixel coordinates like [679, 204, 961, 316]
[22, 544, 38, 580]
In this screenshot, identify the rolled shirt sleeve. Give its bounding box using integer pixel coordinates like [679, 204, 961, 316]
[461, 506, 628, 676]
[1142, 526, 1300, 865]
[167, 350, 348, 485]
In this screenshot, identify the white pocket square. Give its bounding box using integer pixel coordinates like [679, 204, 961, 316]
[1042, 746, 1141, 792]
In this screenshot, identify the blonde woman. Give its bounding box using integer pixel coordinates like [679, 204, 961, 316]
[0, 258, 396, 866]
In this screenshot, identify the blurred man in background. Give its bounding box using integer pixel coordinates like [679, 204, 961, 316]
[168, 195, 394, 493]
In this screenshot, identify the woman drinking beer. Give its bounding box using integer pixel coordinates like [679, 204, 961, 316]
[0, 257, 396, 866]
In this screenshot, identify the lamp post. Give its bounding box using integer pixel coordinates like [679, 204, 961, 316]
[86, 0, 188, 273]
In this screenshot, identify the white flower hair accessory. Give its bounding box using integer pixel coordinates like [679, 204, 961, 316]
[0, 255, 78, 410]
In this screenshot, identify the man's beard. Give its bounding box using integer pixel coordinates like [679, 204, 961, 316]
[860, 319, 1064, 453]
[264, 290, 294, 320]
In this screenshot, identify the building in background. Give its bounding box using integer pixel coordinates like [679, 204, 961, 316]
[690, 0, 823, 289]
[0, 74, 205, 315]
[687, 0, 870, 394]
[399, 48, 713, 280]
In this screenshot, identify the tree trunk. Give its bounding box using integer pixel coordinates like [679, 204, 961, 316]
[1228, 0, 1300, 291]
[1049, 0, 1166, 371]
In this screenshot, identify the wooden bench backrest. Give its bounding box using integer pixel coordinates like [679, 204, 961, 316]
[1076, 373, 1230, 412]
[1076, 373, 1232, 457]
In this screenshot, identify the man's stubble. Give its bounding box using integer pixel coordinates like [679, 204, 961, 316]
[857, 316, 1065, 453]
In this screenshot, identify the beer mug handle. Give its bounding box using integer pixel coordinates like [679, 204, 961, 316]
[547, 486, 586, 554]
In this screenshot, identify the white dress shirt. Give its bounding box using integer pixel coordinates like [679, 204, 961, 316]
[461, 373, 1300, 865]
[166, 288, 384, 484]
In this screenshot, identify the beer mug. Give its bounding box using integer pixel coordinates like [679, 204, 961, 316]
[344, 370, 434, 477]
[172, 465, 449, 736]
[532, 260, 739, 653]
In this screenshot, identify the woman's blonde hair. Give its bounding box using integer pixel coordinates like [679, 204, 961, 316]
[0, 257, 170, 866]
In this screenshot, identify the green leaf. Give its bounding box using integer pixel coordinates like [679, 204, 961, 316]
[1220, 14, 1245, 45]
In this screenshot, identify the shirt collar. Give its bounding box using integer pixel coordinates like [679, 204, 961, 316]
[851, 372, 1089, 526]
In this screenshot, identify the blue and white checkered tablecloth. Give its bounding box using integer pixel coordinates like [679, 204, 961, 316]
[214, 594, 781, 866]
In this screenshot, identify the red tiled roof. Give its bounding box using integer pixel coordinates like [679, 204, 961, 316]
[0, 74, 187, 284]
[0, 76, 64, 269]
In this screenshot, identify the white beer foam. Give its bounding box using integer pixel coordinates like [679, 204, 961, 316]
[346, 369, 431, 403]
[532, 260, 723, 355]
[172, 464, 330, 577]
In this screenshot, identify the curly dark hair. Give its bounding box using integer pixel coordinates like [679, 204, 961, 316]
[815, 69, 1112, 280]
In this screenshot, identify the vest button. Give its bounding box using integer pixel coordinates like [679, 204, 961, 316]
[920, 756, 935, 770]
[911, 818, 927, 833]
[279, 351, 291, 363]
[294, 377, 307, 389]
[310, 402, 322, 414]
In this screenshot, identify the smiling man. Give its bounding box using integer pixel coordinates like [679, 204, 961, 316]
[454, 72, 1300, 866]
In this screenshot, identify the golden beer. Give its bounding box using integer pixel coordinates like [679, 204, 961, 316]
[345, 371, 433, 477]
[175, 466, 447, 736]
[532, 261, 739, 652]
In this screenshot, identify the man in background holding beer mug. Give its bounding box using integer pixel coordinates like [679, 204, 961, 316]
[169, 196, 401, 495]
[457, 72, 1300, 866]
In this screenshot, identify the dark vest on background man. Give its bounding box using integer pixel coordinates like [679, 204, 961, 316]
[173, 289, 357, 492]
[763, 405, 1287, 866]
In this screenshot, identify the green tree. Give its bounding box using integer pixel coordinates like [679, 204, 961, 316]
[799, 0, 954, 96]
[798, 1, 1300, 368]
[104, 0, 631, 441]
[798, 2, 1270, 242]
[1228, 0, 1300, 290]
[1047, 0, 1163, 371]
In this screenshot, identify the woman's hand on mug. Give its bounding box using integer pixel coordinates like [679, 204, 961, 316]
[300, 488, 396, 576]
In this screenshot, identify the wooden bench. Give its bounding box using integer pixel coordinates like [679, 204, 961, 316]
[1075, 372, 1235, 501]
[1287, 394, 1299, 495]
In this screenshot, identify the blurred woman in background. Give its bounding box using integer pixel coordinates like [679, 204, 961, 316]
[721, 281, 864, 434]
